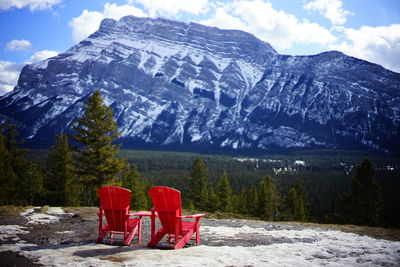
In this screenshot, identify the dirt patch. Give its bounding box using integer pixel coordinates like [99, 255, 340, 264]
[0, 251, 42, 267]
[99, 255, 130, 262]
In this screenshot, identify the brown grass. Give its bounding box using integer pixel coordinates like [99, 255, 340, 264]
[0, 206, 33, 216]
[181, 209, 257, 220]
[38, 205, 50, 213]
[63, 207, 98, 218]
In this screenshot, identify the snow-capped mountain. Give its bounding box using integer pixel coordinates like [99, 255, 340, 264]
[1, 16, 399, 154]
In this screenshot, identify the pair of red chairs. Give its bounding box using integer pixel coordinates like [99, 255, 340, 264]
[97, 186, 205, 249]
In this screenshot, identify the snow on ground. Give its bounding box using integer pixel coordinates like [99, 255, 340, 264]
[202, 226, 400, 266]
[13, 226, 400, 266]
[0, 225, 29, 241]
[20, 206, 73, 224]
[0, 225, 36, 253]
[0, 240, 37, 253]
[294, 160, 306, 165]
[46, 207, 71, 215]
[2, 224, 400, 266]
[1, 207, 399, 266]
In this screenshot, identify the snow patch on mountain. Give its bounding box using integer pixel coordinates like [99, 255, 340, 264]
[0, 15, 399, 154]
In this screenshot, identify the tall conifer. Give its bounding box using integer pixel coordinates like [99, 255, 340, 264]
[286, 188, 306, 221]
[232, 190, 247, 214]
[187, 156, 209, 210]
[0, 122, 42, 205]
[205, 187, 219, 212]
[257, 176, 280, 220]
[245, 186, 259, 216]
[0, 130, 19, 205]
[121, 164, 148, 210]
[216, 171, 233, 212]
[340, 158, 384, 226]
[71, 90, 126, 205]
[292, 179, 310, 221]
[45, 134, 80, 206]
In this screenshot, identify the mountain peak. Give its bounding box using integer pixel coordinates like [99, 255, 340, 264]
[1, 15, 399, 154]
[95, 15, 277, 60]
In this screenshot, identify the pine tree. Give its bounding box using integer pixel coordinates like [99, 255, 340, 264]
[0, 122, 43, 205]
[71, 90, 126, 205]
[204, 187, 219, 212]
[286, 188, 297, 220]
[245, 186, 258, 216]
[292, 179, 310, 221]
[340, 158, 384, 226]
[257, 176, 280, 220]
[216, 171, 233, 212]
[232, 190, 247, 214]
[45, 134, 80, 206]
[121, 164, 148, 210]
[0, 130, 19, 205]
[296, 195, 306, 221]
[286, 188, 306, 221]
[18, 160, 43, 205]
[187, 156, 210, 210]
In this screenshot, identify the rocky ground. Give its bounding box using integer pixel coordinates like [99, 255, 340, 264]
[1, 207, 399, 266]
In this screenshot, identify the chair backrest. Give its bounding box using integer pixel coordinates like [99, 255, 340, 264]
[148, 186, 182, 234]
[98, 186, 131, 231]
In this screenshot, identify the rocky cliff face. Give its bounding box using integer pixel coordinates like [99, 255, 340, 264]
[1, 16, 399, 154]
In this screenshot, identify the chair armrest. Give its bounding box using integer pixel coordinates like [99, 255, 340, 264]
[129, 211, 152, 217]
[97, 208, 105, 216]
[151, 207, 179, 213]
[178, 214, 206, 219]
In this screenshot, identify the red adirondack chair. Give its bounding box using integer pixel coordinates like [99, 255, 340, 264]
[97, 186, 149, 245]
[147, 186, 206, 249]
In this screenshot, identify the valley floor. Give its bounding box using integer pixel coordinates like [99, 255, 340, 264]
[0, 207, 399, 266]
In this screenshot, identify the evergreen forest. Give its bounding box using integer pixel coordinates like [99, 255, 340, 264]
[1, 91, 399, 229]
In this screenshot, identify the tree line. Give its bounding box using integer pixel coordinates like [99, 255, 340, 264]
[0, 90, 386, 227]
[185, 155, 309, 221]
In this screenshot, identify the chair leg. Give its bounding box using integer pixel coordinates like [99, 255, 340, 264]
[174, 228, 194, 249]
[150, 214, 156, 240]
[97, 228, 107, 243]
[96, 232, 106, 243]
[148, 230, 166, 247]
[97, 223, 109, 243]
[138, 218, 142, 242]
[168, 234, 173, 243]
[124, 224, 139, 246]
[196, 222, 200, 245]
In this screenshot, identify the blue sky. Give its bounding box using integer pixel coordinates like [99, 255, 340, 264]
[0, 0, 399, 95]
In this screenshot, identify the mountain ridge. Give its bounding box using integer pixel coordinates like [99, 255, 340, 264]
[0, 15, 399, 155]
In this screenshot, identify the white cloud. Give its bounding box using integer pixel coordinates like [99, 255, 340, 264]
[0, 0, 62, 11]
[27, 50, 58, 63]
[131, 0, 209, 17]
[200, 0, 336, 50]
[0, 50, 58, 96]
[331, 24, 400, 73]
[69, 10, 104, 43]
[69, 3, 146, 43]
[201, 7, 248, 32]
[0, 61, 24, 95]
[303, 0, 353, 25]
[5, 39, 34, 51]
